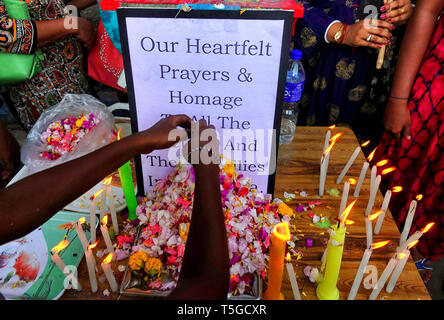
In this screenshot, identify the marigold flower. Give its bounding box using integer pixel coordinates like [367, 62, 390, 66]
[128, 251, 148, 271]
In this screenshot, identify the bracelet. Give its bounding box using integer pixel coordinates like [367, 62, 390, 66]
[339, 23, 347, 44]
[389, 95, 409, 101]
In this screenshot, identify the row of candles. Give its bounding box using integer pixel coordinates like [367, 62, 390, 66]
[50, 176, 123, 293]
[265, 126, 434, 300]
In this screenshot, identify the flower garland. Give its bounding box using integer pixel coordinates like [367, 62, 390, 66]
[120, 159, 292, 296]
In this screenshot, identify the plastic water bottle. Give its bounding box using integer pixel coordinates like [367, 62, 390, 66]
[280, 49, 305, 145]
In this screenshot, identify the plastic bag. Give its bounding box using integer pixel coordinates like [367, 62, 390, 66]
[21, 94, 115, 174]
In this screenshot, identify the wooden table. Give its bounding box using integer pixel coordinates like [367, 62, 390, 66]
[276, 126, 430, 300]
[62, 126, 430, 300]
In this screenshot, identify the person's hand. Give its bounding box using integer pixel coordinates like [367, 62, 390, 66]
[383, 98, 411, 140]
[380, 0, 413, 26]
[134, 114, 192, 154]
[0, 122, 20, 183]
[73, 17, 95, 49]
[342, 19, 394, 49]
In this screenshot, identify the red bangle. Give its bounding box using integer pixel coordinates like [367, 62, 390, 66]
[339, 23, 347, 44]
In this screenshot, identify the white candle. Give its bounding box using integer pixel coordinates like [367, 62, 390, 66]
[354, 162, 369, 197]
[85, 242, 99, 293]
[51, 252, 67, 274]
[324, 129, 331, 152]
[370, 166, 377, 194]
[106, 185, 119, 234]
[100, 215, 115, 255]
[365, 175, 381, 217]
[319, 155, 327, 197]
[99, 185, 107, 220]
[75, 217, 89, 251]
[286, 256, 301, 300]
[368, 255, 398, 300]
[374, 190, 392, 234]
[336, 146, 361, 185]
[348, 247, 372, 300]
[385, 248, 410, 294]
[400, 200, 417, 245]
[339, 181, 350, 218]
[365, 218, 373, 249]
[101, 253, 118, 292]
[89, 190, 103, 244]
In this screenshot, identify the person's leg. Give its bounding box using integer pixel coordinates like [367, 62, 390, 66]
[410, 247, 433, 283]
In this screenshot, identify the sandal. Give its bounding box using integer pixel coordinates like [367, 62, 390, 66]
[415, 259, 432, 284]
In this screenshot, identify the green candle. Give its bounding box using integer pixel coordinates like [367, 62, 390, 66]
[118, 161, 137, 221]
[316, 224, 345, 300]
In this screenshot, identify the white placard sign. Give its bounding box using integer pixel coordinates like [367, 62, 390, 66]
[118, 9, 292, 195]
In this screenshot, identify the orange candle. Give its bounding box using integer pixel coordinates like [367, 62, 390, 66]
[264, 222, 291, 300]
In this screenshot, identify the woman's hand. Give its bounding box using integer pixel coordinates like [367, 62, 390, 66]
[383, 98, 411, 139]
[73, 17, 95, 49]
[133, 114, 192, 154]
[380, 0, 413, 26]
[342, 19, 394, 49]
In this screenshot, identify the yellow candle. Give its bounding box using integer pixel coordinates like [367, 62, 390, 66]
[264, 222, 291, 300]
[317, 200, 356, 300]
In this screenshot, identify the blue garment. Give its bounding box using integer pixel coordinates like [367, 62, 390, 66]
[294, 0, 392, 144]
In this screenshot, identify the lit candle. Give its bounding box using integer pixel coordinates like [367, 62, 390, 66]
[399, 222, 435, 252]
[348, 241, 390, 300]
[117, 129, 137, 221]
[106, 185, 119, 235]
[336, 146, 361, 185]
[368, 252, 401, 300]
[264, 222, 291, 300]
[319, 132, 342, 197]
[365, 175, 381, 217]
[285, 253, 301, 300]
[75, 217, 89, 251]
[339, 181, 350, 218]
[374, 190, 391, 235]
[90, 189, 104, 243]
[317, 200, 356, 300]
[85, 241, 99, 293]
[400, 200, 417, 245]
[365, 217, 373, 249]
[99, 181, 107, 220]
[51, 239, 69, 274]
[385, 248, 410, 294]
[100, 215, 115, 255]
[101, 253, 118, 292]
[354, 162, 369, 197]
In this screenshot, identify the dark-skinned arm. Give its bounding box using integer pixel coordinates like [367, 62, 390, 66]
[169, 122, 229, 300]
[0, 115, 191, 245]
[384, 0, 443, 138]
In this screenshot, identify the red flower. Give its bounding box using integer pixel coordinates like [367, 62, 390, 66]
[13, 251, 40, 282]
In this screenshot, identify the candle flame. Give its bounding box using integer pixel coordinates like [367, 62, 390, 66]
[88, 241, 99, 250]
[376, 159, 389, 167]
[348, 178, 357, 185]
[339, 200, 357, 225]
[328, 125, 336, 130]
[382, 167, 397, 175]
[392, 186, 403, 193]
[371, 240, 390, 250]
[361, 140, 370, 147]
[103, 253, 113, 264]
[421, 222, 435, 234]
[272, 222, 291, 242]
[78, 217, 86, 225]
[415, 194, 423, 201]
[344, 220, 355, 225]
[407, 240, 419, 249]
[117, 129, 122, 141]
[91, 189, 104, 200]
[368, 210, 384, 221]
[102, 215, 108, 226]
[51, 239, 69, 254]
[397, 253, 407, 260]
[367, 147, 378, 162]
[324, 133, 342, 156]
[103, 177, 112, 185]
[286, 253, 291, 262]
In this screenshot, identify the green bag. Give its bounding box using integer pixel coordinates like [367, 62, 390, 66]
[0, 0, 44, 85]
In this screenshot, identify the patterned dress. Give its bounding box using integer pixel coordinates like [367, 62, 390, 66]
[372, 17, 444, 261]
[0, 0, 89, 130]
[294, 0, 402, 147]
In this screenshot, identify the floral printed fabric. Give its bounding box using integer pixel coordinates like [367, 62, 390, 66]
[1, 0, 89, 130]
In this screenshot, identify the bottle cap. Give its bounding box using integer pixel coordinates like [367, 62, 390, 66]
[290, 49, 302, 60]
